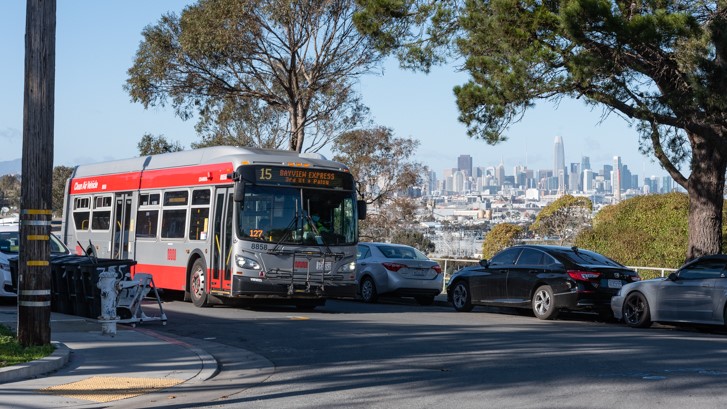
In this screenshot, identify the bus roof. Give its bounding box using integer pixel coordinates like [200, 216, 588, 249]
[71, 146, 349, 178]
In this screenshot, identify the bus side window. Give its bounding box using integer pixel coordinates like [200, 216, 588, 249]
[136, 210, 159, 238]
[189, 189, 210, 240]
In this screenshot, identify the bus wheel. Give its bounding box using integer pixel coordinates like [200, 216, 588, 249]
[190, 259, 210, 308]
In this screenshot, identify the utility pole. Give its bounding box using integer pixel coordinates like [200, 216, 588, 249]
[18, 0, 56, 347]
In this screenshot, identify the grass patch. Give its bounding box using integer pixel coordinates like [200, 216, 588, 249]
[0, 324, 55, 368]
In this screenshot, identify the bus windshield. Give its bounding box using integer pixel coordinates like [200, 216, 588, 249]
[238, 184, 357, 246]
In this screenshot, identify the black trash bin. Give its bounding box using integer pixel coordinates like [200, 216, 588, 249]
[11, 255, 137, 319]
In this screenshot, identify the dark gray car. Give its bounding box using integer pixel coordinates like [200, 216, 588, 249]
[612, 254, 727, 328]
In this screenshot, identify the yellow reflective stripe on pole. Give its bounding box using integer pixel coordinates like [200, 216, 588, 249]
[27, 260, 49, 267]
[21, 209, 53, 215]
[27, 235, 49, 241]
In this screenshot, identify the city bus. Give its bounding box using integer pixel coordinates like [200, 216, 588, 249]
[60, 146, 365, 308]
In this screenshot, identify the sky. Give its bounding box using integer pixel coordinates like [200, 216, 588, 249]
[0, 1, 671, 183]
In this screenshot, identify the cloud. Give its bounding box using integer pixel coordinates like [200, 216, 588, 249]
[0, 127, 21, 141]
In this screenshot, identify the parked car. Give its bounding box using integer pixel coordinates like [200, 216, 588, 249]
[0, 223, 72, 298]
[447, 245, 640, 320]
[356, 242, 443, 305]
[612, 254, 727, 328]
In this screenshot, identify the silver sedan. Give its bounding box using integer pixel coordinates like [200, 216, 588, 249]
[611, 254, 727, 328]
[356, 242, 443, 305]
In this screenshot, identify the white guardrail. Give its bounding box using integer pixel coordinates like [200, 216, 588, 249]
[430, 258, 678, 294]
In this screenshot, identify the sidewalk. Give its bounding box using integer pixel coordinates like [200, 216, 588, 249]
[0, 305, 271, 408]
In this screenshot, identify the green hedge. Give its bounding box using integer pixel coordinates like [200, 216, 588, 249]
[574, 192, 727, 269]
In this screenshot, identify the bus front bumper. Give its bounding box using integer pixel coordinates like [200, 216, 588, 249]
[231, 275, 356, 299]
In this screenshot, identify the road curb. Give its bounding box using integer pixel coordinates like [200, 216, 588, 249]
[0, 341, 70, 384]
[134, 327, 219, 382]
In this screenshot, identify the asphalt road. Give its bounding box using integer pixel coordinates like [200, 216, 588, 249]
[149, 296, 727, 409]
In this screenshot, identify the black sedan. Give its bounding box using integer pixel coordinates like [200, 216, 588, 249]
[447, 245, 640, 320]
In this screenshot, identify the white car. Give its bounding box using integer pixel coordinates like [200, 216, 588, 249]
[356, 242, 443, 305]
[0, 223, 71, 298]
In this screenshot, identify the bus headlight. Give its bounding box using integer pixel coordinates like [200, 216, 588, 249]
[235, 255, 261, 270]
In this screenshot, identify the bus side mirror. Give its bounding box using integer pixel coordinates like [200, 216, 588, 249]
[234, 182, 244, 202]
[357, 200, 367, 220]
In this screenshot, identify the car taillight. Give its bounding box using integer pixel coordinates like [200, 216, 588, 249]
[382, 262, 405, 272]
[567, 270, 601, 282]
[432, 265, 442, 274]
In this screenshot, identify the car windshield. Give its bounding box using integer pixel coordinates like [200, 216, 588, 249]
[0, 231, 69, 255]
[376, 245, 429, 260]
[554, 248, 623, 267]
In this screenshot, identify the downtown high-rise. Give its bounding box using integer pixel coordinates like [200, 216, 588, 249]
[553, 136, 566, 194]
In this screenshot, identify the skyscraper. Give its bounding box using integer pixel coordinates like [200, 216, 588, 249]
[553, 136, 566, 193]
[457, 154, 473, 177]
[581, 156, 591, 171]
[613, 156, 622, 201]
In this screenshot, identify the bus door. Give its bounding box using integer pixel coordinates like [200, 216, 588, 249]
[210, 188, 234, 292]
[112, 193, 132, 259]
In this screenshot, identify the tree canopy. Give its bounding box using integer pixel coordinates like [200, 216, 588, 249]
[126, 0, 381, 153]
[530, 194, 592, 245]
[481, 222, 523, 259]
[355, 0, 727, 260]
[332, 126, 426, 241]
[332, 126, 425, 205]
[391, 230, 436, 254]
[51, 166, 74, 217]
[137, 134, 184, 156]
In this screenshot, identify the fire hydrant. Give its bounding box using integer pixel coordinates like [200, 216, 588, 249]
[97, 268, 119, 336]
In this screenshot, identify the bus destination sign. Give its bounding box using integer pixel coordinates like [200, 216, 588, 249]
[250, 166, 352, 189]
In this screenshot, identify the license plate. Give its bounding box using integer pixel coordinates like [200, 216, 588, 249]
[607, 279, 623, 288]
[316, 261, 332, 270]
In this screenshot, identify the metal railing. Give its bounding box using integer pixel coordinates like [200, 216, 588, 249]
[430, 258, 677, 293]
[626, 266, 677, 280]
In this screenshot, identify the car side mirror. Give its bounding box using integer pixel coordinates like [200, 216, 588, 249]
[478, 259, 489, 268]
[667, 272, 678, 281]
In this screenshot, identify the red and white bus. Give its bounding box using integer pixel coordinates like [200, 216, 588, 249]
[60, 146, 365, 308]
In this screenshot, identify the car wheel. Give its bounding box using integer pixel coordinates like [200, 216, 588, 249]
[451, 281, 473, 312]
[532, 285, 559, 320]
[190, 258, 210, 308]
[415, 295, 435, 306]
[623, 292, 652, 328]
[360, 277, 378, 303]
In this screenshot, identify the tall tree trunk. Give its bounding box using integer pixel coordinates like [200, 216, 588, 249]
[686, 137, 727, 261]
[288, 105, 305, 153]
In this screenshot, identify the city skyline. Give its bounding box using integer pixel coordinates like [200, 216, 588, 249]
[431, 135, 676, 196]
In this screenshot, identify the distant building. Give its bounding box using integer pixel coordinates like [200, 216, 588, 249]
[583, 169, 594, 193]
[458, 154, 473, 177]
[581, 156, 591, 171]
[554, 136, 566, 193]
[569, 162, 581, 192]
[613, 156, 622, 202]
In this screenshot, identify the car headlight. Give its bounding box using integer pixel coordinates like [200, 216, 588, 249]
[0, 261, 9, 272]
[235, 255, 261, 270]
